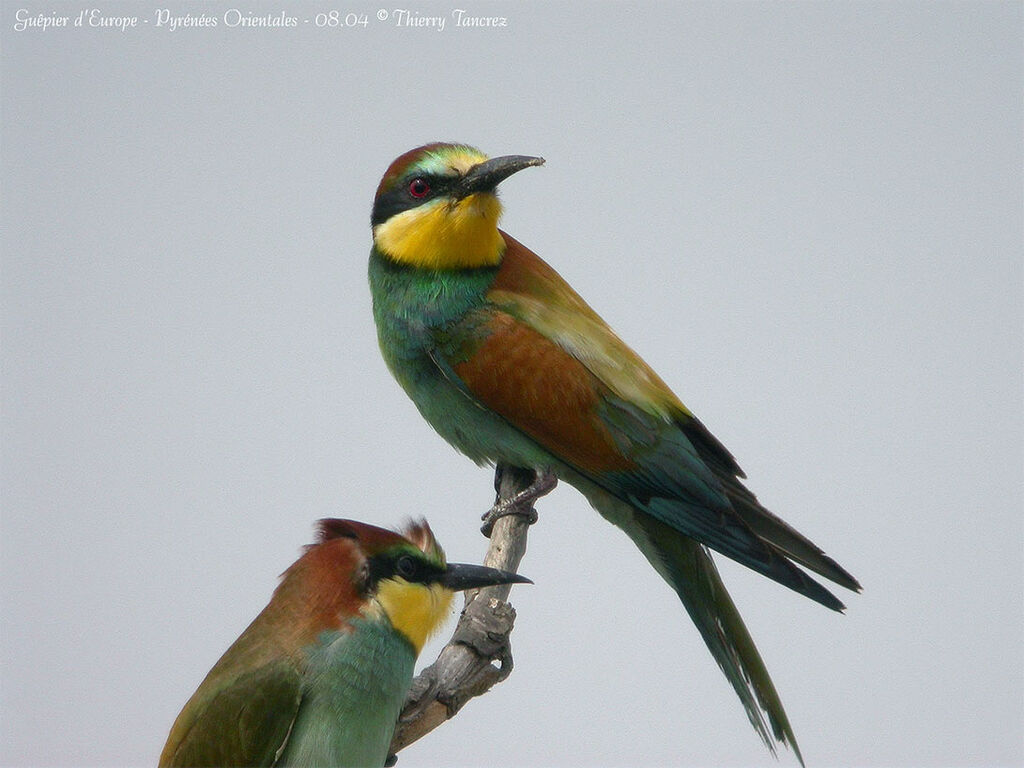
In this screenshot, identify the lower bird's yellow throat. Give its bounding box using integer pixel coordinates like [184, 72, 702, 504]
[370, 578, 454, 654]
[373, 194, 505, 270]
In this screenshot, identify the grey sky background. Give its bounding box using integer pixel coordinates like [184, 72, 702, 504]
[2, 2, 1021, 766]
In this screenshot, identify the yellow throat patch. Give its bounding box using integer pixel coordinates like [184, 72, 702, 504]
[373, 193, 505, 270]
[369, 577, 454, 655]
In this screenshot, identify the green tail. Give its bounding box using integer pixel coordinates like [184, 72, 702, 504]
[633, 514, 805, 765]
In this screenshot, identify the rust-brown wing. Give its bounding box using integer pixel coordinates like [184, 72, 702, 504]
[444, 308, 636, 475]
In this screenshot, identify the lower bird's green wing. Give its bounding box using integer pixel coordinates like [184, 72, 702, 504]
[159, 659, 302, 768]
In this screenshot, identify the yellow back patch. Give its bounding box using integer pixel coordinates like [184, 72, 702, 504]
[373, 194, 506, 270]
[369, 578, 454, 654]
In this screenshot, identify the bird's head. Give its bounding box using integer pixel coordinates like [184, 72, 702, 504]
[308, 518, 529, 654]
[371, 143, 544, 270]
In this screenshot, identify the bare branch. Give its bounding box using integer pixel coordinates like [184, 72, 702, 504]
[388, 464, 549, 757]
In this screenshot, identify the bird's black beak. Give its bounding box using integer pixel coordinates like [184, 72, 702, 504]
[439, 562, 533, 591]
[455, 155, 544, 199]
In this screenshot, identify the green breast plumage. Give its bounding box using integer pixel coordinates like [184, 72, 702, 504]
[368, 248, 552, 467]
[368, 247, 495, 365]
[279, 618, 416, 768]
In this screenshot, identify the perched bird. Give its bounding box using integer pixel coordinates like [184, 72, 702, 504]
[159, 518, 529, 767]
[368, 143, 861, 762]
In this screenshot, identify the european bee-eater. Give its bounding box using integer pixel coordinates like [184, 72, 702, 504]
[368, 143, 861, 762]
[159, 518, 529, 767]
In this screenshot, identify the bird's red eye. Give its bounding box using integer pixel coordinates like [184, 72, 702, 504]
[408, 178, 430, 198]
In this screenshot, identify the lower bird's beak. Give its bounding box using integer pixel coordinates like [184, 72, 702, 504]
[455, 155, 545, 199]
[440, 562, 533, 591]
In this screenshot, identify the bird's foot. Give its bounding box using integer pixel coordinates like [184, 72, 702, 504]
[481, 501, 539, 537]
[481, 466, 557, 536]
[384, 755, 398, 767]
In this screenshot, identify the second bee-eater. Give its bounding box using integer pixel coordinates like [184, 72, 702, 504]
[159, 518, 529, 767]
[367, 143, 861, 762]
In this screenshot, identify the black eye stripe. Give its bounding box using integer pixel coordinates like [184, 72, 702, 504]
[370, 174, 452, 226]
[365, 551, 444, 590]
